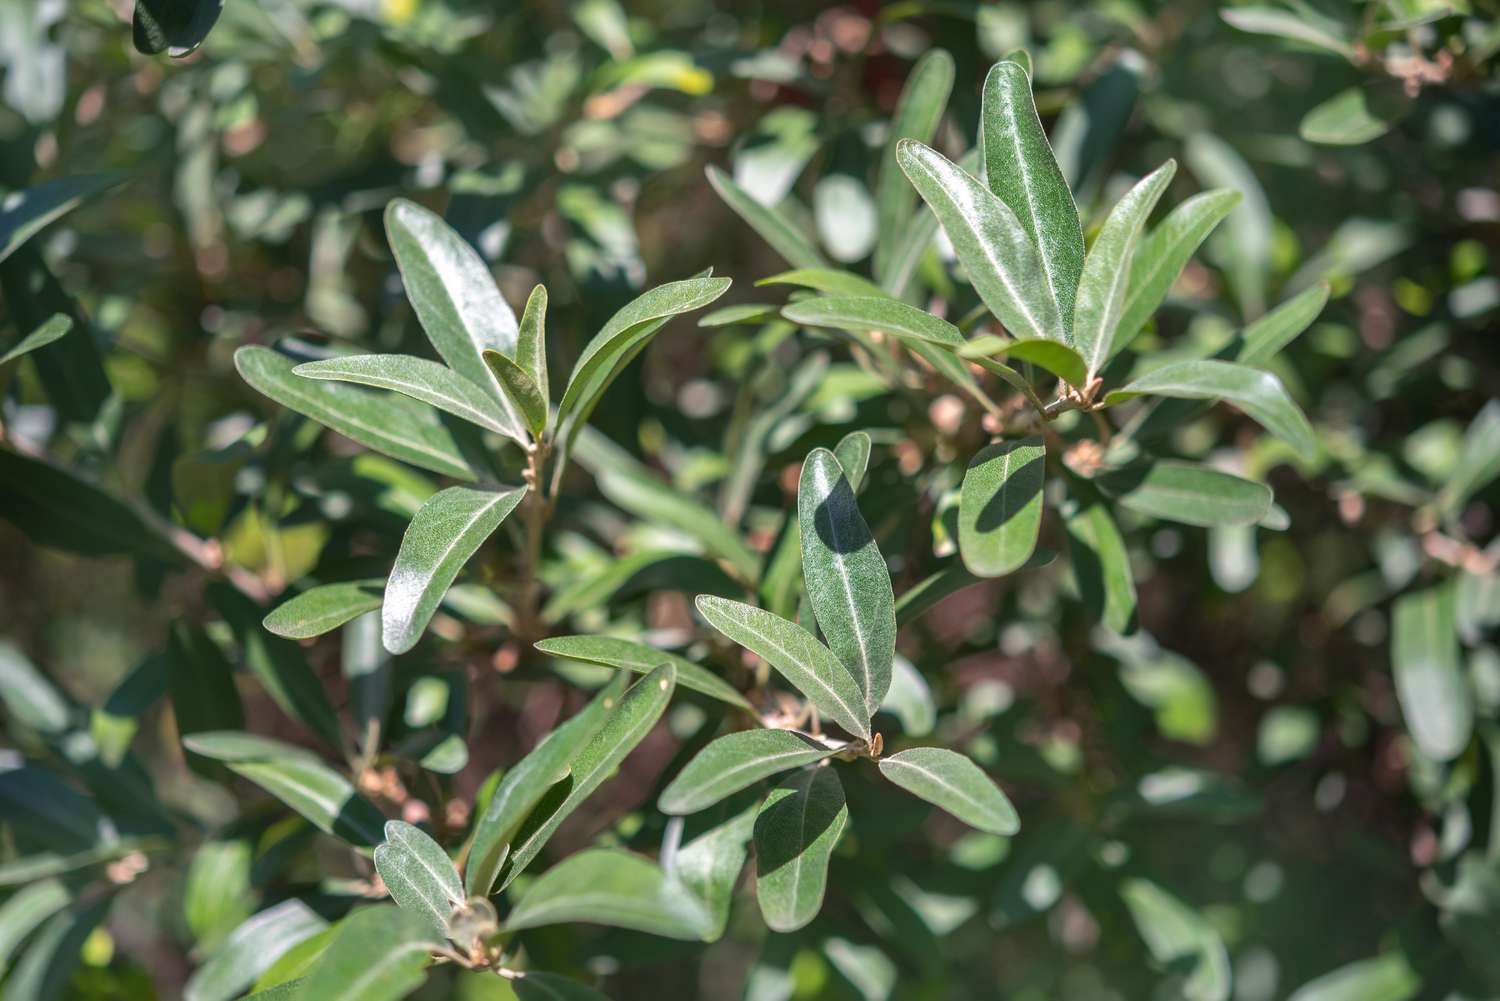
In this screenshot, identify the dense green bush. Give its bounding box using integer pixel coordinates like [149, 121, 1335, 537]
[1, 2, 1498, 999]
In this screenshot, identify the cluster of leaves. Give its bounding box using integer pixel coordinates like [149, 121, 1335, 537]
[1, 1, 1498, 1000]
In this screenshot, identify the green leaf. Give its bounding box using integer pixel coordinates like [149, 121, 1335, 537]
[1119, 879, 1231, 1001]
[374, 822, 462, 939]
[1098, 461, 1272, 527]
[533, 636, 749, 709]
[505, 849, 713, 940]
[516, 283, 549, 406]
[168, 626, 244, 776]
[1299, 87, 1396, 145]
[263, 581, 384, 640]
[556, 276, 732, 446]
[782, 296, 964, 348]
[877, 747, 1019, 835]
[0, 880, 69, 974]
[482, 349, 547, 437]
[669, 800, 757, 941]
[4, 901, 106, 1001]
[235, 346, 477, 482]
[959, 336, 1089, 388]
[758, 268, 886, 298]
[1072, 161, 1176, 378]
[1105, 359, 1316, 460]
[832, 431, 871, 493]
[384, 199, 527, 434]
[873, 49, 954, 285]
[499, 664, 677, 889]
[183, 841, 253, 951]
[183, 732, 387, 849]
[183, 901, 327, 1001]
[1391, 585, 1472, 762]
[1285, 952, 1420, 1001]
[799, 448, 896, 717]
[294, 355, 523, 443]
[464, 676, 625, 897]
[1220, 5, 1354, 58]
[1235, 282, 1330, 365]
[1438, 399, 1500, 516]
[897, 140, 1062, 342]
[343, 612, 392, 753]
[696, 596, 870, 741]
[293, 905, 436, 1001]
[706, 165, 825, 270]
[660, 729, 837, 815]
[754, 767, 849, 932]
[512, 972, 612, 1001]
[981, 60, 1085, 337]
[0, 642, 70, 737]
[382, 485, 527, 654]
[958, 437, 1046, 578]
[0, 315, 70, 366]
[133, 0, 223, 55]
[0, 174, 126, 265]
[1114, 189, 1241, 355]
[208, 583, 343, 750]
[1064, 491, 1138, 634]
[878, 656, 936, 736]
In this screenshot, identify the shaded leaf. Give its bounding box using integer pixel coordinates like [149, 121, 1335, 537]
[874, 49, 954, 284]
[833, 431, 872, 493]
[482, 348, 547, 437]
[1098, 462, 1272, 527]
[133, 0, 223, 56]
[878, 747, 1019, 835]
[0, 174, 126, 265]
[754, 768, 849, 932]
[959, 437, 1046, 578]
[1064, 490, 1138, 634]
[516, 283, 549, 406]
[0, 316, 70, 367]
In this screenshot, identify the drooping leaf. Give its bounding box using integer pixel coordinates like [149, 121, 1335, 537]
[798, 448, 896, 716]
[1114, 189, 1241, 355]
[897, 140, 1062, 342]
[263, 581, 384, 640]
[382, 485, 526, 654]
[696, 596, 870, 741]
[235, 346, 477, 482]
[294, 355, 523, 443]
[464, 676, 625, 897]
[958, 437, 1046, 578]
[754, 767, 849, 932]
[1072, 161, 1176, 378]
[1119, 879, 1231, 1001]
[1098, 461, 1272, 527]
[958, 336, 1089, 388]
[706, 166, 825, 270]
[505, 849, 713, 940]
[292, 905, 437, 1001]
[482, 349, 547, 437]
[1064, 490, 1138, 634]
[183, 732, 387, 849]
[1106, 359, 1316, 460]
[374, 821, 463, 938]
[499, 664, 677, 889]
[132, 0, 224, 56]
[533, 636, 749, 709]
[660, 729, 837, 815]
[873, 49, 955, 284]
[182, 901, 327, 1001]
[1391, 585, 1472, 762]
[981, 60, 1085, 337]
[877, 747, 1019, 835]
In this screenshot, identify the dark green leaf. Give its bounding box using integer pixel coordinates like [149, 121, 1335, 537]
[1064, 491, 1137, 634]
[0, 316, 70, 367]
[512, 972, 612, 1001]
[874, 49, 954, 285]
[958, 437, 1046, 577]
[706, 166, 825, 270]
[754, 767, 848, 932]
[0, 174, 126, 264]
[1098, 461, 1272, 527]
[504, 849, 713, 940]
[659, 729, 836, 815]
[133, 0, 223, 55]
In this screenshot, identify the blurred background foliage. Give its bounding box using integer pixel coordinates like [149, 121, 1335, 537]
[1, 0, 1498, 999]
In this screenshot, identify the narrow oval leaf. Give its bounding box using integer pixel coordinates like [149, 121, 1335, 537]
[0, 880, 69, 973]
[695, 596, 870, 741]
[235, 346, 476, 482]
[533, 635, 749, 709]
[1235, 282, 1330, 365]
[374, 821, 462, 938]
[294, 355, 522, 443]
[669, 800, 757, 942]
[263, 581, 384, 640]
[499, 664, 677, 889]
[1064, 492, 1138, 635]
[799, 449, 895, 715]
[981, 60, 1085, 336]
[706, 165, 825, 270]
[382, 485, 527, 655]
[0, 174, 126, 266]
[873, 48, 955, 283]
[516, 283, 549, 404]
[505, 849, 713, 940]
[960, 337, 1088, 388]
[1120, 879, 1231, 1001]
[782, 296, 963, 348]
[1300, 87, 1397, 146]
[1115, 189, 1241, 355]
[1072, 160, 1176, 377]
[1098, 461, 1272, 527]
[754, 768, 849, 932]
[758, 268, 887, 298]
[1392, 585, 1472, 762]
[878, 747, 1019, 835]
[897, 139, 1062, 342]
[0, 315, 70, 366]
[293, 905, 436, 1001]
[1107, 359, 1316, 460]
[1285, 952, 1420, 1001]
[464, 676, 625, 897]
[183, 901, 327, 1001]
[183, 732, 387, 848]
[959, 437, 1045, 578]
[659, 730, 837, 815]
[832, 431, 871, 493]
[482, 348, 546, 437]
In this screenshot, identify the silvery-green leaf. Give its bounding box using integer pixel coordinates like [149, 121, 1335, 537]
[1300, 86, 1397, 146]
[183, 901, 327, 1001]
[1392, 585, 1472, 762]
[833, 431, 871, 493]
[1072, 161, 1176, 378]
[958, 437, 1045, 578]
[1219, 5, 1354, 58]
[757, 268, 886, 298]
[382, 485, 526, 654]
[754, 768, 848, 932]
[505, 849, 713, 940]
[706, 165, 825, 270]
[1098, 461, 1272, 527]
[516, 283, 549, 405]
[263, 581, 384, 640]
[873, 49, 954, 284]
[878, 656, 936, 736]
[533, 635, 749, 709]
[669, 799, 757, 942]
[294, 355, 523, 443]
[659, 729, 836, 815]
[1235, 282, 1330, 365]
[0, 879, 69, 974]
[799, 448, 895, 716]
[292, 905, 437, 1001]
[782, 296, 963, 348]
[373, 821, 462, 938]
[482, 348, 547, 438]
[877, 747, 1019, 835]
[1120, 879, 1231, 1001]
